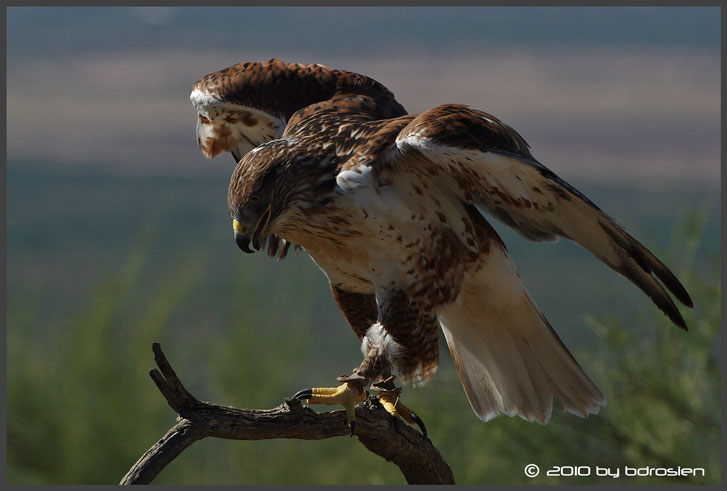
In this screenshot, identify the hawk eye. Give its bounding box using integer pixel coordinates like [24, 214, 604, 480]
[249, 194, 261, 205]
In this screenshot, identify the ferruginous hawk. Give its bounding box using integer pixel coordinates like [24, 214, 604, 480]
[192, 60, 692, 436]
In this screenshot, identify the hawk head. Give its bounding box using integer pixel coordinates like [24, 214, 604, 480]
[227, 139, 329, 253]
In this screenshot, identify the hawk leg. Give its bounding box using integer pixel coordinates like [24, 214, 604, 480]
[293, 346, 427, 437]
[370, 375, 427, 438]
[293, 377, 366, 436]
[293, 347, 378, 436]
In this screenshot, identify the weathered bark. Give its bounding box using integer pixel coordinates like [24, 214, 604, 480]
[120, 343, 454, 485]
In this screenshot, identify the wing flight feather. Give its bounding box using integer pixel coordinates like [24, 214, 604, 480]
[395, 104, 692, 328]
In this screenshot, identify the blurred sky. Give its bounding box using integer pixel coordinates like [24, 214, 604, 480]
[6, 6, 721, 183]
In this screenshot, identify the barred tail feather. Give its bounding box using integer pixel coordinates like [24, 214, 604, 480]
[438, 248, 605, 424]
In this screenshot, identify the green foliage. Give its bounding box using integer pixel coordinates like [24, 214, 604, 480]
[7, 224, 206, 483]
[6, 207, 720, 484]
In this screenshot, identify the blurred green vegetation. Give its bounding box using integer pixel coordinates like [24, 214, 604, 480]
[6, 166, 721, 484]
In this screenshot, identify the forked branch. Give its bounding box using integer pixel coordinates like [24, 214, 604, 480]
[119, 343, 454, 484]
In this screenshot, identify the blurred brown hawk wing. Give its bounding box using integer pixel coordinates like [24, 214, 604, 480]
[190, 58, 407, 163]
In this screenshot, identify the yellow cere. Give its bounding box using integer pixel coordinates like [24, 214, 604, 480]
[232, 219, 246, 234]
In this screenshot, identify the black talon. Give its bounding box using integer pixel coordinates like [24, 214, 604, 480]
[349, 420, 356, 437]
[410, 412, 427, 438]
[392, 415, 401, 433]
[366, 393, 381, 409]
[293, 388, 313, 401]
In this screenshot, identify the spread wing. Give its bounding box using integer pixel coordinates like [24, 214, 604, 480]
[394, 104, 693, 329]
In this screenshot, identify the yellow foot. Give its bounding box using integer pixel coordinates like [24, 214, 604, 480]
[293, 379, 366, 436]
[371, 376, 427, 437]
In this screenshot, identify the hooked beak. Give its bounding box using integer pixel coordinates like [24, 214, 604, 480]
[232, 204, 272, 254]
[233, 219, 254, 253]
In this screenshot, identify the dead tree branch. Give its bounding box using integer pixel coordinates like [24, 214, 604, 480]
[120, 343, 454, 485]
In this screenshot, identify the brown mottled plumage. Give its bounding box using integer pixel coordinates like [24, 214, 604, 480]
[199, 61, 693, 425]
[329, 284, 378, 340]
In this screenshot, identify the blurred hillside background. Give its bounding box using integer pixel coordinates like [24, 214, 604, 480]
[5, 6, 721, 485]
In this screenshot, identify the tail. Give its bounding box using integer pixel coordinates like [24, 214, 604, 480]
[438, 246, 605, 424]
